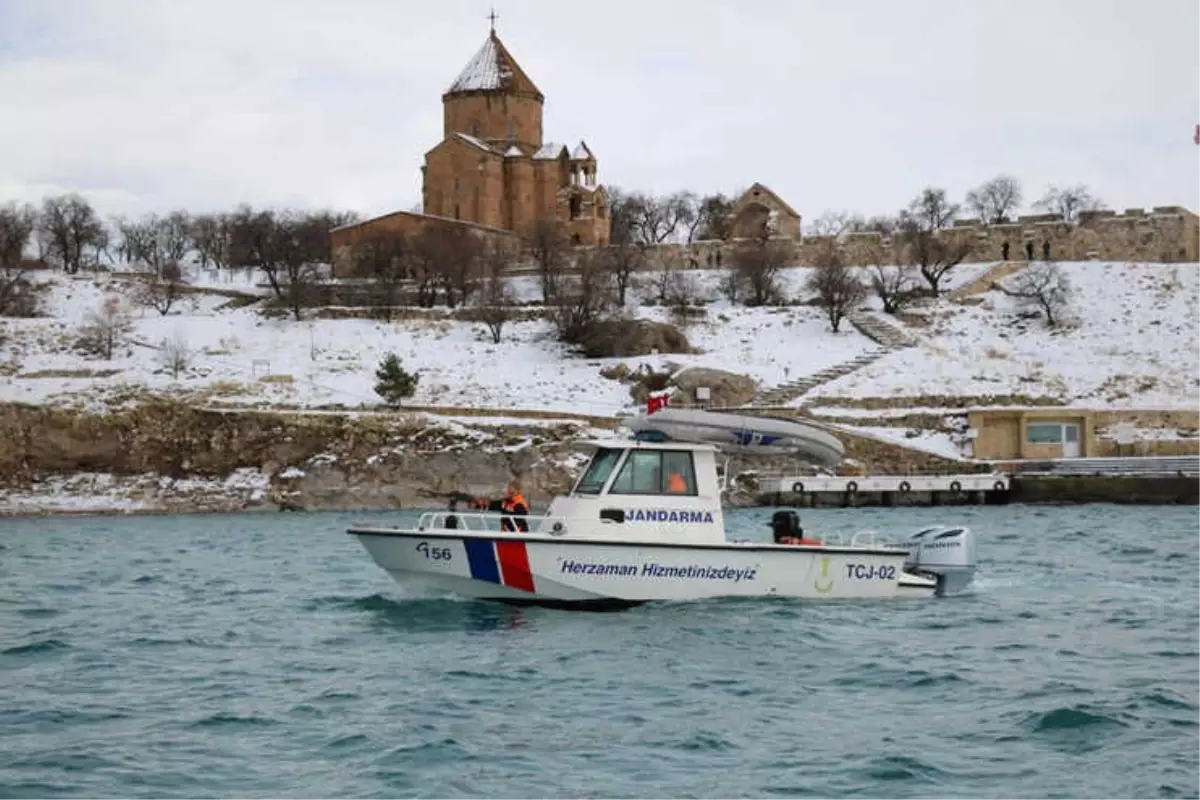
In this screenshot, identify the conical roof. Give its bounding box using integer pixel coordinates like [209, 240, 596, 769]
[445, 31, 543, 100]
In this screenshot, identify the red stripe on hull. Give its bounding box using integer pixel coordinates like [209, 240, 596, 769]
[495, 540, 536, 593]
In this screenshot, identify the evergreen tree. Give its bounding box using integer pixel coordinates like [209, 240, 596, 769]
[374, 352, 418, 407]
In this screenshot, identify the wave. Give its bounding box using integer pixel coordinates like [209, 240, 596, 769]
[2, 638, 68, 656]
[190, 712, 279, 728]
[1024, 705, 1130, 733]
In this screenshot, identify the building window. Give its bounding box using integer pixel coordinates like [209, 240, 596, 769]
[453, 178, 460, 193]
[454, 204, 460, 220]
[1026, 423, 1064, 444]
[569, 195, 582, 220]
[507, 120, 516, 141]
[608, 450, 698, 496]
[472, 120, 480, 137]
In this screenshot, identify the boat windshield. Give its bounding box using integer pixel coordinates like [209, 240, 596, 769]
[573, 448, 623, 494]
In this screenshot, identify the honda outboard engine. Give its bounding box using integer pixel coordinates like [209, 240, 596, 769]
[902, 526, 977, 596]
[770, 510, 803, 544]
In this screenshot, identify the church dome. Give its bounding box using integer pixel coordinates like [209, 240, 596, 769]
[444, 31, 543, 101]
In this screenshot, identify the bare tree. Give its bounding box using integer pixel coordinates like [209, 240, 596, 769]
[906, 187, 959, 232]
[897, 188, 971, 295]
[39, 194, 106, 274]
[965, 175, 1023, 224]
[276, 212, 330, 321]
[0, 202, 38, 316]
[352, 232, 410, 319]
[896, 218, 972, 296]
[474, 241, 517, 343]
[79, 296, 133, 359]
[190, 213, 231, 269]
[1034, 185, 1103, 223]
[227, 206, 283, 294]
[626, 191, 693, 245]
[807, 210, 863, 239]
[806, 242, 867, 333]
[693, 193, 735, 241]
[117, 212, 191, 278]
[870, 264, 919, 314]
[548, 248, 615, 345]
[158, 329, 192, 378]
[996, 262, 1072, 327]
[606, 189, 646, 306]
[728, 237, 789, 306]
[137, 261, 188, 316]
[432, 226, 483, 308]
[527, 218, 566, 304]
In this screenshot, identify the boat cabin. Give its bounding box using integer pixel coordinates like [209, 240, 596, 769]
[543, 439, 728, 544]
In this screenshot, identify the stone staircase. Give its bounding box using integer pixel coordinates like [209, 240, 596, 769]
[949, 261, 1028, 300]
[744, 310, 917, 409]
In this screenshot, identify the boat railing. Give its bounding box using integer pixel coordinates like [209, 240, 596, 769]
[416, 510, 578, 536]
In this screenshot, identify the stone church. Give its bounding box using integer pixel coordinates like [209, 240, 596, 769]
[330, 26, 609, 275]
[422, 28, 610, 246]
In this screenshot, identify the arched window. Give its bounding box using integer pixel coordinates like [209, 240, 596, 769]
[569, 195, 582, 220]
[507, 120, 516, 141]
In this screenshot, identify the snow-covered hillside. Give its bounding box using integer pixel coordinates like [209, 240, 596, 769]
[807, 262, 1200, 409]
[0, 261, 1195, 414]
[0, 268, 876, 414]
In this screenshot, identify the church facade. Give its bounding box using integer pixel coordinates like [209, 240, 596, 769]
[329, 27, 609, 276]
[421, 29, 610, 246]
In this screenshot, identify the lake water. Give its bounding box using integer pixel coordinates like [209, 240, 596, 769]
[1, 504, 1197, 799]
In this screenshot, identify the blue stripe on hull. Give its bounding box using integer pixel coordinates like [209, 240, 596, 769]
[463, 539, 501, 584]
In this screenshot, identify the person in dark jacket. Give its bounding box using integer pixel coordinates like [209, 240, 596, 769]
[473, 479, 529, 532]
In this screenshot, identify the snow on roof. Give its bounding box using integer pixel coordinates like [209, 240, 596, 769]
[571, 141, 594, 160]
[455, 132, 496, 154]
[444, 32, 543, 98]
[447, 35, 505, 92]
[504, 145, 524, 157]
[533, 142, 566, 160]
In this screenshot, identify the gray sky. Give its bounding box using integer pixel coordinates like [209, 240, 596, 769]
[1, 0, 1197, 223]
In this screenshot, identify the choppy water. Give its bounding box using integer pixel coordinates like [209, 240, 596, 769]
[1, 503, 1197, 799]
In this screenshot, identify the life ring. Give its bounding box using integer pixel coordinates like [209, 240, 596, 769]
[898, 481, 911, 493]
[993, 480, 1006, 492]
[791, 481, 805, 494]
[846, 480, 859, 494]
[949, 480, 962, 493]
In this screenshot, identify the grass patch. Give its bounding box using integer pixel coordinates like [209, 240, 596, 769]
[18, 368, 123, 379]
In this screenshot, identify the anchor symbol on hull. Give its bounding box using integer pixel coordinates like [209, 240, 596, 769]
[814, 557, 834, 594]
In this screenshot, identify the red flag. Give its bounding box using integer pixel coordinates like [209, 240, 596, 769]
[647, 394, 670, 415]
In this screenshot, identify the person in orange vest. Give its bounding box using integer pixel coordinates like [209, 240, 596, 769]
[473, 479, 530, 532]
[666, 471, 688, 493]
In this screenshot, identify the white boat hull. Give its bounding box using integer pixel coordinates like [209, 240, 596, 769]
[348, 528, 939, 607]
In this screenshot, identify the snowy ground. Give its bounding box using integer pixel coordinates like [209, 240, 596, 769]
[0, 261, 1195, 415]
[806, 262, 1200, 409]
[0, 269, 878, 414]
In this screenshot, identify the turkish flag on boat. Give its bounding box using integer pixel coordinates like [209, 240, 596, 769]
[647, 393, 670, 415]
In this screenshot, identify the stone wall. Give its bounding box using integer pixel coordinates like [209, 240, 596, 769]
[638, 206, 1199, 271]
[329, 210, 520, 278]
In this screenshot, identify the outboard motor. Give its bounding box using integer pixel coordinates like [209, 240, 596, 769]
[902, 526, 977, 596]
[770, 510, 803, 544]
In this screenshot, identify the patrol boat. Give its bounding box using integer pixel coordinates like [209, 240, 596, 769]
[346, 409, 978, 608]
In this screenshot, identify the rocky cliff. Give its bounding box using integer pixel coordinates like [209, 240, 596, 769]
[0, 401, 970, 515]
[0, 401, 593, 514]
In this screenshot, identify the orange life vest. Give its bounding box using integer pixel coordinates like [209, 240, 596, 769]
[667, 472, 688, 493]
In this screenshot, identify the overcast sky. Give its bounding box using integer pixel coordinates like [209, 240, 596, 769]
[1, 0, 1197, 222]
